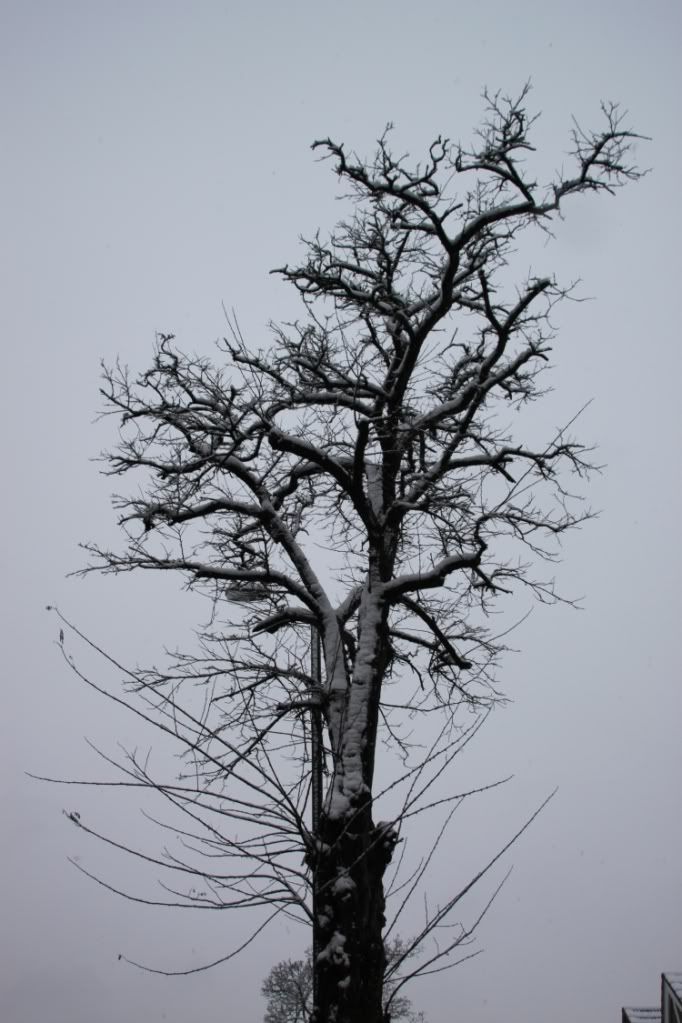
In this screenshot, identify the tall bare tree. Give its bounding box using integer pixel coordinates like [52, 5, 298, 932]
[49, 87, 641, 1022]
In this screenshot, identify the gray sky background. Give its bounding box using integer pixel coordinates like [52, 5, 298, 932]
[2, 2, 680, 1021]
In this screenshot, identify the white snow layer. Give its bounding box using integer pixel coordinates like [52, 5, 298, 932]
[318, 930, 350, 967]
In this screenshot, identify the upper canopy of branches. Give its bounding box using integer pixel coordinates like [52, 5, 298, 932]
[88, 87, 641, 714]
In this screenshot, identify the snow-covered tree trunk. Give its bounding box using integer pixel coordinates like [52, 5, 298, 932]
[314, 572, 395, 1022]
[313, 809, 393, 1022]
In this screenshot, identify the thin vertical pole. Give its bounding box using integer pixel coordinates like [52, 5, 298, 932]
[310, 624, 322, 831]
[310, 624, 323, 1015]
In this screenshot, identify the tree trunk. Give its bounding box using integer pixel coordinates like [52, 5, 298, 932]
[312, 811, 397, 1023]
[312, 567, 395, 1021]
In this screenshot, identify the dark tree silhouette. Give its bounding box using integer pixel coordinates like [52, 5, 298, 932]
[47, 87, 642, 1023]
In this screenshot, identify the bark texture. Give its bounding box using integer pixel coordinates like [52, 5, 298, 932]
[314, 814, 396, 1023]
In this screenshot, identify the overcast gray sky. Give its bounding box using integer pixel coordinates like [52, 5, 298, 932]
[2, 2, 680, 1021]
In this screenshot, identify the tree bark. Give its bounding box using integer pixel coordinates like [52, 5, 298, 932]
[311, 567, 396, 1020]
[312, 811, 397, 1023]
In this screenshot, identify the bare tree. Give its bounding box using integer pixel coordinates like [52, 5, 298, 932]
[47, 87, 642, 1023]
[263, 957, 313, 1023]
[262, 938, 426, 1023]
